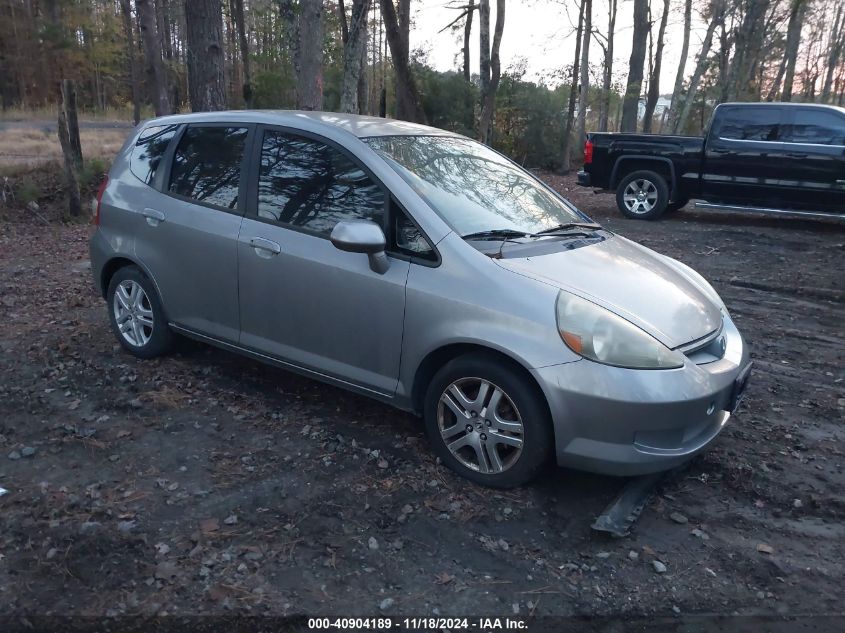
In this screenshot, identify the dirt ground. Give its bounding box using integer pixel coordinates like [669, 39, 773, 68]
[0, 171, 843, 625]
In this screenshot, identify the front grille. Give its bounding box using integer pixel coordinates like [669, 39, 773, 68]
[678, 321, 726, 365]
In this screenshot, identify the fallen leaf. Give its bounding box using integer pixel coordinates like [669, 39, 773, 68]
[757, 543, 774, 555]
[200, 518, 220, 534]
[435, 571, 454, 585]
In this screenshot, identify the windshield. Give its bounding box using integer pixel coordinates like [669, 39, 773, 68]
[364, 135, 592, 236]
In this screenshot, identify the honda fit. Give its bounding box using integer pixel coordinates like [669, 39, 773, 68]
[90, 111, 752, 488]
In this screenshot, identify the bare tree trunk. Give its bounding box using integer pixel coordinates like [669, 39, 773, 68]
[185, 0, 227, 111]
[119, 0, 141, 124]
[478, 0, 505, 143]
[642, 0, 669, 132]
[674, 1, 722, 134]
[464, 0, 475, 83]
[781, 0, 806, 101]
[357, 15, 370, 114]
[598, 0, 617, 132]
[821, 5, 844, 102]
[479, 0, 490, 117]
[230, 0, 252, 107]
[58, 79, 81, 217]
[137, 0, 170, 116]
[294, 0, 324, 110]
[380, 0, 425, 122]
[667, 0, 691, 131]
[341, 0, 371, 113]
[620, 0, 648, 132]
[561, 0, 585, 171]
[575, 0, 591, 144]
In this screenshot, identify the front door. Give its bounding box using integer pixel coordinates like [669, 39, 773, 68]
[134, 124, 251, 342]
[237, 127, 409, 396]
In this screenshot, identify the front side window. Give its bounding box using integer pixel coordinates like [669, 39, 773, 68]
[364, 135, 587, 236]
[717, 107, 781, 142]
[168, 126, 248, 209]
[782, 110, 845, 145]
[257, 130, 385, 236]
[130, 124, 178, 185]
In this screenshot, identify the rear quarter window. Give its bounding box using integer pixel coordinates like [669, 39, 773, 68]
[129, 124, 179, 186]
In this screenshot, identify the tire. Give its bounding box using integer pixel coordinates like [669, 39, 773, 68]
[106, 265, 174, 359]
[615, 170, 670, 220]
[665, 197, 690, 214]
[423, 353, 553, 488]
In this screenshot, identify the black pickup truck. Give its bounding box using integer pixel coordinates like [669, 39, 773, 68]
[577, 102, 845, 220]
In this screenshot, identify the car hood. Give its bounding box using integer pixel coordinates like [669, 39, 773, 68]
[494, 235, 722, 348]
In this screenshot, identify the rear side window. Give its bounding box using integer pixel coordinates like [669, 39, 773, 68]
[169, 126, 248, 210]
[782, 110, 845, 146]
[256, 130, 385, 236]
[130, 124, 178, 185]
[717, 107, 781, 142]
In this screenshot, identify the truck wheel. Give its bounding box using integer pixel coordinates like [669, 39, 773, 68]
[616, 170, 669, 220]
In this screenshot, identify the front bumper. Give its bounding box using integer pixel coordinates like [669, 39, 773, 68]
[533, 315, 750, 476]
[576, 170, 591, 186]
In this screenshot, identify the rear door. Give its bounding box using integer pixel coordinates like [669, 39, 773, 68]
[701, 105, 789, 206]
[777, 107, 845, 212]
[134, 123, 252, 342]
[236, 126, 410, 396]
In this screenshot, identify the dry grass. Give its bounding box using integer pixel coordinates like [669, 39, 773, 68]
[0, 126, 130, 169]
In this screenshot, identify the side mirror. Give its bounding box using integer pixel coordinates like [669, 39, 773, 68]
[330, 220, 390, 274]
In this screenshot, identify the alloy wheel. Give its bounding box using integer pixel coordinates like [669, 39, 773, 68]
[113, 280, 154, 347]
[623, 179, 658, 214]
[437, 377, 525, 474]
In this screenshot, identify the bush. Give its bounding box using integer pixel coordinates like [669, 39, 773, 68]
[17, 179, 41, 205]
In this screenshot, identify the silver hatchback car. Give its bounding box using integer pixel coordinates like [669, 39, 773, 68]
[90, 111, 751, 488]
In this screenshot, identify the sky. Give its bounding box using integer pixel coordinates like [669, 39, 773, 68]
[409, 0, 710, 93]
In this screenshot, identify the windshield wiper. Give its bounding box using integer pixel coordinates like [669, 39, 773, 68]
[534, 222, 602, 235]
[462, 229, 531, 240]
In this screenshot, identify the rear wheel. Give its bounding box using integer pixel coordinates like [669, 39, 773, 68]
[423, 353, 553, 488]
[106, 266, 174, 359]
[616, 170, 669, 220]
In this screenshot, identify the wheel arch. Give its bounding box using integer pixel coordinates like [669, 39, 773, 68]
[410, 343, 552, 421]
[610, 156, 677, 198]
[100, 255, 164, 304]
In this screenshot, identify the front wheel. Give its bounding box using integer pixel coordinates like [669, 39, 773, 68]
[423, 353, 553, 488]
[616, 170, 670, 220]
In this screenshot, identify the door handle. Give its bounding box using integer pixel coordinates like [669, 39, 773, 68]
[249, 237, 281, 255]
[711, 148, 732, 155]
[141, 207, 166, 226]
[786, 152, 807, 158]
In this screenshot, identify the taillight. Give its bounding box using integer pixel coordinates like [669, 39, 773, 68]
[94, 176, 109, 225]
[584, 139, 594, 165]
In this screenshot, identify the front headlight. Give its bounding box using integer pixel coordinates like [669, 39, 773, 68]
[556, 292, 685, 369]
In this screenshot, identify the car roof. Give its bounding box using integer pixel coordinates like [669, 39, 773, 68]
[141, 110, 460, 139]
